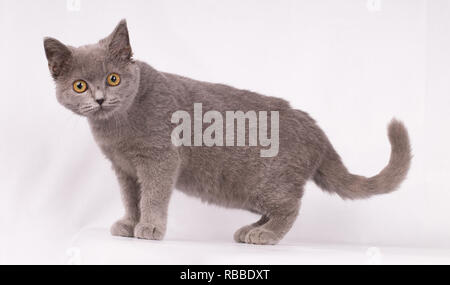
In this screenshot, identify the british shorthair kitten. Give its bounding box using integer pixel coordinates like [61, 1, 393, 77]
[44, 20, 411, 245]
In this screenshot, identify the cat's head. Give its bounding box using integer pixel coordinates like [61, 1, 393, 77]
[44, 19, 140, 120]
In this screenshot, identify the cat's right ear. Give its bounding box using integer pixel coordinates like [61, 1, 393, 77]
[43, 37, 72, 79]
[106, 19, 133, 62]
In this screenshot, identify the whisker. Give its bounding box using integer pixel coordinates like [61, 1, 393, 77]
[80, 105, 95, 110]
[80, 106, 98, 114]
[103, 104, 118, 108]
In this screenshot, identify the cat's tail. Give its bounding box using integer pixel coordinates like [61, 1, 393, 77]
[313, 119, 411, 200]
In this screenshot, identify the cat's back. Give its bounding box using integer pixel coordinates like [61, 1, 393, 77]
[160, 71, 291, 112]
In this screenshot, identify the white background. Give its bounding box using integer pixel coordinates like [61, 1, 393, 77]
[0, 0, 449, 264]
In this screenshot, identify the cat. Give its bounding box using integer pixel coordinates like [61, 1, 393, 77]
[43, 19, 411, 245]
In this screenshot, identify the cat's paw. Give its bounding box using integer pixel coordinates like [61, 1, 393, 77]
[244, 228, 279, 245]
[134, 222, 165, 240]
[110, 219, 136, 237]
[234, 225, 255, 243]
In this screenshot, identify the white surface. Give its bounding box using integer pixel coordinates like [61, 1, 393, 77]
[0, 0, 449, 264]
[68, 228, 450, 265]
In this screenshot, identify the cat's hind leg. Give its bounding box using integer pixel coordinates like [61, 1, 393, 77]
[235, 183, 302, 245]
[243, 208, 299, 245]
[233, 204, 300, 245]
[234, 215, 269, 243]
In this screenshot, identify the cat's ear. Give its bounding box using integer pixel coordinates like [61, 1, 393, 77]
[107, 19, 133, 62]
[43, 37, 72, 79]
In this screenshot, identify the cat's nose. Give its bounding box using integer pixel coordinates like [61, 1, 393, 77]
[94, 89, 104, 106]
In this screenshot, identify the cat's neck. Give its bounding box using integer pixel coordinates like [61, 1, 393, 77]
[87, 111, 131, 137]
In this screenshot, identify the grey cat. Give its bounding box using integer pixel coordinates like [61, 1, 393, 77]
[43, 20, 411, 245]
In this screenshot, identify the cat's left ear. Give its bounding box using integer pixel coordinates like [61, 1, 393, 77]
[43, 37, 72, 79]
[107, 19, 133, 62]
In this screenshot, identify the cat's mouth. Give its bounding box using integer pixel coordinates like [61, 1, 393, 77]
[90, 104, 119, 119]
[78, 98, 122, 119]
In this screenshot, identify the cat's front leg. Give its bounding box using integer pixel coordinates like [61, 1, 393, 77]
[110, 165, 140, 237]
[133, 149, 179, 240]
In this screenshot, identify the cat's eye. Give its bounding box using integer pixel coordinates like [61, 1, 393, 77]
[73, 80, 88, 93]
[107, 73, 121, 86]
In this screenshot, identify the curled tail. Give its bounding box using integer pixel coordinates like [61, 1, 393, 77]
[313, 119, 411, 200]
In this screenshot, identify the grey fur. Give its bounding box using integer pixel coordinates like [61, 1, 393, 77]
[44, 20, 412, 245]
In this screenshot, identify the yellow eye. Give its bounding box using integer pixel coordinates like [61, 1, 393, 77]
[73, 80, 88, 93]
[107, 73, 121, 86]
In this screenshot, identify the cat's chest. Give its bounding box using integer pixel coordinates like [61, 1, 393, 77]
[100, 141, 137, 177]
[90, 128, 139, 176]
